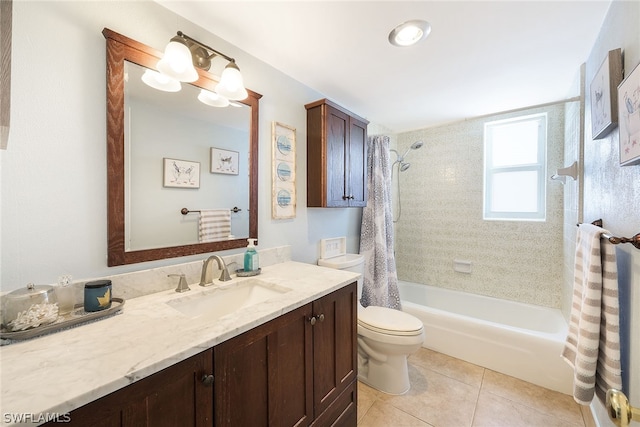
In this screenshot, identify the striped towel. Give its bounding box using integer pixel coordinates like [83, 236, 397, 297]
[562, 223, 622, 404]
[198, 209, 231, 243]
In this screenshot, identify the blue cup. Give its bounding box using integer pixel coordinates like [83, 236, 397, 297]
[84, 280, 112, 312]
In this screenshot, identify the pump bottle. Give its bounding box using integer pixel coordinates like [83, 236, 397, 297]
[244, 238, 259, 272]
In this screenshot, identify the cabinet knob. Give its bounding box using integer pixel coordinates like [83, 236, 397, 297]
[201, 374, 214, 386]
[309, 316, 317, 325]
[317, 313, 325, 322]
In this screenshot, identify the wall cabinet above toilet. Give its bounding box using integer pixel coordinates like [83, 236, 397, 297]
[306, 99, 369, 207]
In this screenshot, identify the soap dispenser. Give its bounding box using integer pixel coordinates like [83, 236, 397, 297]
[244, 238, 259, 272]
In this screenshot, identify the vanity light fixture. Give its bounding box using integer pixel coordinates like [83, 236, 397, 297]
[388, 20, 431, 47]
[197, 89, 230, 108]
[156, 31, 248, 101]
[141, 69, 181, 92]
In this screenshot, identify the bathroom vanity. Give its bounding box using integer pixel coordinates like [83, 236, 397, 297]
[0, 262, 358, 427]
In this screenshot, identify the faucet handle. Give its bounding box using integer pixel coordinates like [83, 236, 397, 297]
[218, 265, 232, 282]
[168, 274, 190, 293]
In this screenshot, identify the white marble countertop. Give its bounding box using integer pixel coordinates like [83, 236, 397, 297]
[0, 261, 359, 426]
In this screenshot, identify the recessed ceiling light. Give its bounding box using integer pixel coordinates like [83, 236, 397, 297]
[388, 20, 431, 47]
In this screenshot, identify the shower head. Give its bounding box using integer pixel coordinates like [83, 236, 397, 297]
[398, 140, 424, 161]
[399, 162, 411, 172]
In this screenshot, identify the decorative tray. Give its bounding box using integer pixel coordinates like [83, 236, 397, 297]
[1, 298, 125, 341]
[236, 268, 261, 277]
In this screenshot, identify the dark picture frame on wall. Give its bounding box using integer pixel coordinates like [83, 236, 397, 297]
[590, 48, 623, 140]
[618, 62, 640, 166]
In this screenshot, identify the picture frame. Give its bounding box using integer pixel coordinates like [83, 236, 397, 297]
[210, 147, 239, 175]
[271, 121, 296, 219]
[618, 62, 640, 166]
[590, 48, 623, 140]
[163, 158, 200, 188]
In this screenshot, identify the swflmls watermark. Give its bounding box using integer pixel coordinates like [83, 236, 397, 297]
[3, 413, 71, 424]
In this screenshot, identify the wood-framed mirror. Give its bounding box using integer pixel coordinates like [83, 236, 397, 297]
[103, 28, 260, 266]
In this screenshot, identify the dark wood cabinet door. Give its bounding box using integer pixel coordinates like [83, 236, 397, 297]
[326, 106, 349, 207]
[311, 283, 357, 417]
[214, 303, 314, 427]
[347, 118, 367, 207]
[45, 349, 214, 427]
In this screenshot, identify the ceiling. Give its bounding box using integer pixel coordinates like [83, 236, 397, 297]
[156, 1, 611, 133]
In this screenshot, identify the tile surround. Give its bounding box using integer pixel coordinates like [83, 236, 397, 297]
[394, 104, 566, 308]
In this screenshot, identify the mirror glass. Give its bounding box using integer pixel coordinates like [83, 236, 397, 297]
[104, 28, 260, 266]
[124, 61, 250, 251]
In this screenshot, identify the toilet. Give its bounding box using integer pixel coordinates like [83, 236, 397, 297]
[317, 238, 425, 395]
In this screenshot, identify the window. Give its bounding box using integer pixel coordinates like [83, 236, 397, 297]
[483, 113, 547, 221]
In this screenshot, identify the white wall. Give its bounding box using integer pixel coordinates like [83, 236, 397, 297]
[0, 1, 363, 291]
[580, 0, 640, 423]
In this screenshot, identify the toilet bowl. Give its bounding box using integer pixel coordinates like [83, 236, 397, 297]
[317, 237, 425, 395]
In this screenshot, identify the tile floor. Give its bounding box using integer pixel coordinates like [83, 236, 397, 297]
[357, 348, 595, 427]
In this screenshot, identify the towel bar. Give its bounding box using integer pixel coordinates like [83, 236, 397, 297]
[577, 220, 640, 250]
[181, 207, 242, 215]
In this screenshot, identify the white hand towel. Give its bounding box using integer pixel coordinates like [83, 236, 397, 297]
[198, 209, 231, 243]
[562, 223, 622, 404]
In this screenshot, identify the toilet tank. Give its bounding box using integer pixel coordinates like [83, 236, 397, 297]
[317, 238, 364, 300]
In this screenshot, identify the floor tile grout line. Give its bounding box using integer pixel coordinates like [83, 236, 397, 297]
[469, 368, 486, 427]
[477, 386, 587, 427]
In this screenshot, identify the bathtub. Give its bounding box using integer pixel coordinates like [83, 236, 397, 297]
[398, 280, 574, 394]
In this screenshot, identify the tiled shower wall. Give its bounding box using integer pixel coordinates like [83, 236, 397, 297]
[562, 93, 584, 321]
[394, 104, 566, 308]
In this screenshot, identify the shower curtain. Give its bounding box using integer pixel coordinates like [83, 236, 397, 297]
[359, 135, 401, 310]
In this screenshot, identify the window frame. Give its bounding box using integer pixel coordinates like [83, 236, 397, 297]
[483, 113, 547, 221]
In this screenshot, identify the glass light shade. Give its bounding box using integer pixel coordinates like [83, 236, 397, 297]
[157, 40, 199, 83]
[141, 69, 181, 92]
[215, 62, 248, 101]
[388, 20, 431, 47]
[197, 89, 230, 107]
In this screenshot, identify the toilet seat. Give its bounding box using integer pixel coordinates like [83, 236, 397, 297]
[358, 306, 423, 336]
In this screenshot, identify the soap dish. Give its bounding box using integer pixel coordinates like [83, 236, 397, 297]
[236, 268, 261, 277]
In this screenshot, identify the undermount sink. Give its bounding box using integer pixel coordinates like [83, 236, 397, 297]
[166, 279, 292, 319]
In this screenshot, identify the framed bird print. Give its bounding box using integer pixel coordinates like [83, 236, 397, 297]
[163, 158, 200, 188]
[618, 62, 640, 166]
[210, 147, 239, 175]
[590, 48, 622, 140]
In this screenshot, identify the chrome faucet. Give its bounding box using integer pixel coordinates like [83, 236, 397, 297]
[199, 255, 232, 286]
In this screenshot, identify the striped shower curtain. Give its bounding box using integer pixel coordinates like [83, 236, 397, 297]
[359, 135, 401, 310]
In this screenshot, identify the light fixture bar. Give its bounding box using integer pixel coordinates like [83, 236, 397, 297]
[177, 31, 236, 66]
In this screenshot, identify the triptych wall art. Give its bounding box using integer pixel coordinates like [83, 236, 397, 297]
[271, 121, 296, 219]
[590, 48, 640, 166]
